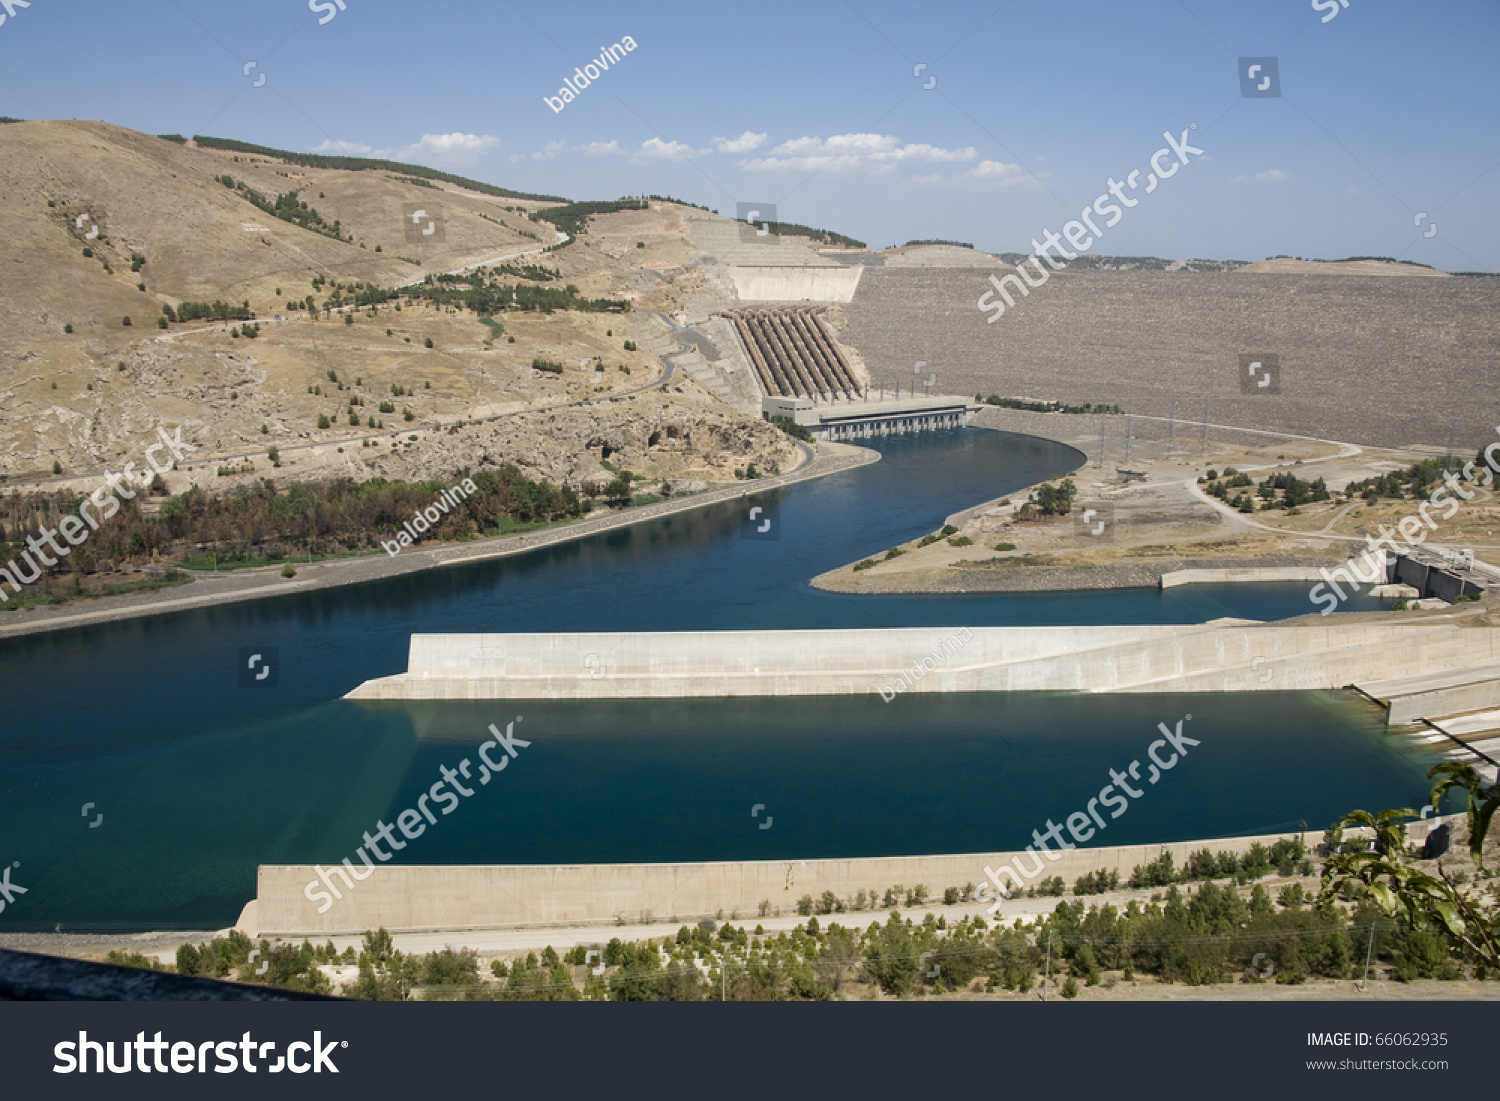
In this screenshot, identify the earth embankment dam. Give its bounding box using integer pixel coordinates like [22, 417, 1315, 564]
[838, 268, 1500, 450]
[345, 619, 1500, 704]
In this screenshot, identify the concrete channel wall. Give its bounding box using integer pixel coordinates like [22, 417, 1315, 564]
[1159, 567, 1327, 588]
[250, 828, 1308, 937]
[344, 621, 1500, 701]
[1387, 678, 1500, 725]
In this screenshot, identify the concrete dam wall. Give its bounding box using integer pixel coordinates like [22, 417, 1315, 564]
[248, 827, 1310, 937]
[344, 620, 1500, 702]
[724, 266, 864, 303]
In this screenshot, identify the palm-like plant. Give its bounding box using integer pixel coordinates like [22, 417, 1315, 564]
[1320, 764, 1499, 972]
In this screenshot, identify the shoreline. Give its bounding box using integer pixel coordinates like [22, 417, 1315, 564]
[809, 407, 1449, 597]
[0, 440, 876, 641]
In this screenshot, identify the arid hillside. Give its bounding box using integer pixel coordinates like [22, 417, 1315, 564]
[0, 121, 793, 494]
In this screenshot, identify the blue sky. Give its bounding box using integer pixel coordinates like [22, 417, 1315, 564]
[2, 0, 1496, 269]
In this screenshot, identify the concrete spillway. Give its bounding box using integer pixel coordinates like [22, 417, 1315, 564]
[344, 620, 1500, 702]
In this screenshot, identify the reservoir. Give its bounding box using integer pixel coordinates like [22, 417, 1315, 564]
[0, 428, 1409, 931]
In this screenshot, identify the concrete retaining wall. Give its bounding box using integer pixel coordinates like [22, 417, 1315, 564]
[251, 829, 1306, 937]
[1160, 567, 1327, 588]
[1388, 679, 1500, 725]
[345, 622, 1500, 701]
[725, 266, 864, 303]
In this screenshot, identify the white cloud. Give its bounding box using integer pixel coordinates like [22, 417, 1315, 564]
[580, 140, 624, 157]
[632, 138, 707, 163]
[311, 139, 375, 156]
[1253, 169, 1290, 183]
[573, 138, 709, 163]
[509, 140, 565, 163]
[713, 131, 768, 154]
[315, 133, 501, 166]
[908, 173, 946, 185]
[739, 133, 976, 174]
[392, 132, 500, 166]
[964, 160, 1027, 183]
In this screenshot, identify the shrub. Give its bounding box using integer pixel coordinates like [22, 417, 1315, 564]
[52, 460, 62, 475]
[796, 895, 815, 916]
[623, 340, 637, 351]
[281, 564, 296, 578]
[316, 414, 330, 429]
[853, 559, 877, 571]
[424, 337, 433, 348]
[64, 324, 72, 333]
[121, 316, 132, 326]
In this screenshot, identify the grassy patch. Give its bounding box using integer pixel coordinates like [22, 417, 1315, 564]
[478, 317, 504, 340]
[953, 553, 1057, 569]
[3, 571, 192, 611]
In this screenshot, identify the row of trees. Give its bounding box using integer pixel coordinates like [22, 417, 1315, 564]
[1346, 456, 1467, 502]
[0, 465, 585, 583]
[980, 395, 1124, 415]
[404, 275, 627, 315]
[164, 300, 256, 323]
[528, 198, 649, 240]
[218, 173, 345, 241]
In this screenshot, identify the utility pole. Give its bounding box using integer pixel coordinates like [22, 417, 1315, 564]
[1042, 931, 1052, 1002]
[1359, 922, 1375, 991]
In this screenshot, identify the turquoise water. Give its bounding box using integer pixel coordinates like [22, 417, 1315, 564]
[0, 428, 1413, 931]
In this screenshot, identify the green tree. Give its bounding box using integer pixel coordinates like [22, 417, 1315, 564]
[1030, 478, 1077, 516]
[1322, 764, 1500, 973]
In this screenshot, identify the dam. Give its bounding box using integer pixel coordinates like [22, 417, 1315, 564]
[345, 619, 1500, 702]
